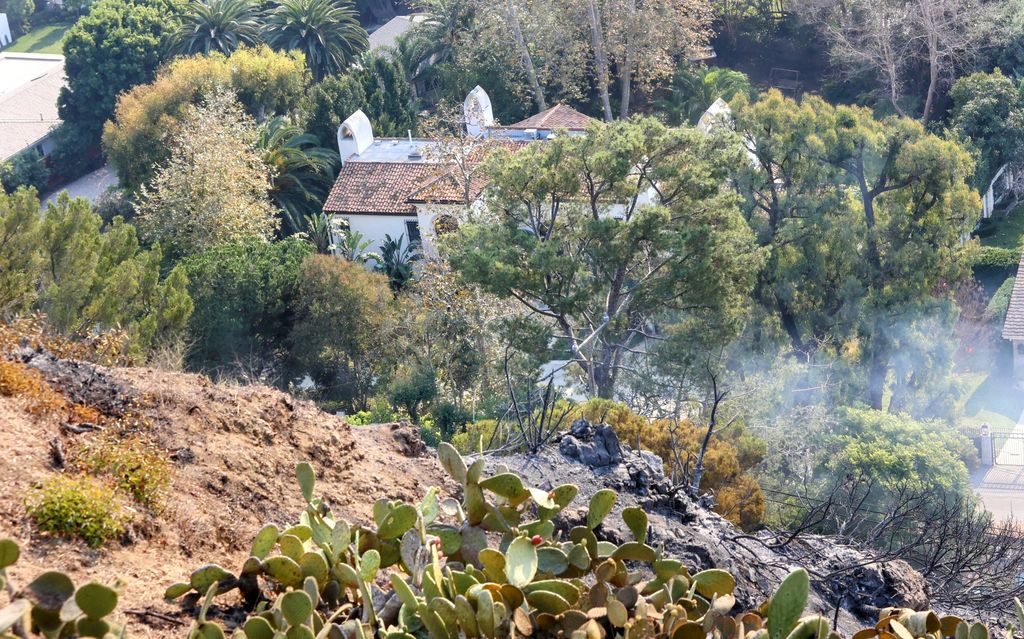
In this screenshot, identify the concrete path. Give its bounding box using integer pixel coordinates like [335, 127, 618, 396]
[42, 164, 119, 207]
[972, 409, 1024, 521]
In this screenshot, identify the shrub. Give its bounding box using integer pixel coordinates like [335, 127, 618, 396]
[0, 315, 132, 367]
[432, 401, 472, 441]
[451, 418, 503, 454]
[0, 151, 49, 194]
[387, 363, 438, 424]
[345, 396, 400, 425]
[970, 245, 1019, 269]
[0, 360, 68, 415]
[25, 474, 127, 547]
[986, 276, 1016, 322]
[75, 435, 170, 511]
[575, 399, 766, 529]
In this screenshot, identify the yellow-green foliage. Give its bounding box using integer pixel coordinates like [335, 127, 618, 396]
[0, 359, 68, 415]
[452, 419, 502, 453]
[25, 475, 128, 547]
[576, 399, 767, 530]
[75, 434, 171, 512]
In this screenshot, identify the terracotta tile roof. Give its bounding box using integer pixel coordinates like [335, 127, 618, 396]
[324, 162, 445, 215]
[1004, 251, 1024, 340]
[324, 139, 532, 215]
[506, 104, 593, 131]
[408, 171, 489, 204]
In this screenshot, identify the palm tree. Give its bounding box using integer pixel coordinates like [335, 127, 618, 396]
[656, 66, 752, 126]
[258, 117, 338, 235]
[266, 0, 369, 81]
[400, 0, 473, 78]
[374, 233, 418, 292]
[171, 0, 263, 56]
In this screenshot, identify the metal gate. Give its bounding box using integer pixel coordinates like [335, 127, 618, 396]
[993, 432, 1024, 466]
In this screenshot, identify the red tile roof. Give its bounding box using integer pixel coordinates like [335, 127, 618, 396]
[1003, 251, 1024, 340]
[506, 104, 594, 131]
[408, 171, 489, 204]
[324, 162, 445, 215]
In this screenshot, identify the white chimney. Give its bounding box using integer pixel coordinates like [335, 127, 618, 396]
[463, 85, 494, 137]
[337, 109, 374, 164]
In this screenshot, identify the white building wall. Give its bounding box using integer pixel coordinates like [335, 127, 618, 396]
[332, 213, 418, 257]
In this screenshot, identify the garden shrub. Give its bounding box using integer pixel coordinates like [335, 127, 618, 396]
[575, 399, 766, 529]
[986, 276, 1016, 322]
[75, 434, 171, 511]
[25, 474, 127, 547]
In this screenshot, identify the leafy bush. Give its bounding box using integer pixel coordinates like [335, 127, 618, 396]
[419, 423, 442, 447]
[986, 276, 1016, 322]
[0, 538, 122, 637]
[432, 401, 472, 441]
[575, 399, 766, 529]
[75, 434, 171, 511]
[970, 245, 1019, 269]
[345, 396, 401, 425]
[388, 363, 438, 424]
[451, 418, 503, 453]
[0, 150, 50, 194]
[25, 474, 127, 547]
[166, 452, 1001, 639]
[0, 360, 68, 415]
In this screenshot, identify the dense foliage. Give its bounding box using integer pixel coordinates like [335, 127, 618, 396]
[0, 189, 192, 359]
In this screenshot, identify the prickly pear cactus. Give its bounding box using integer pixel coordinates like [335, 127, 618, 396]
[0, 538, 123, 639]
[166, 445, 998, 639]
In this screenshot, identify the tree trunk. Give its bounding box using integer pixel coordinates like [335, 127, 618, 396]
[922, 30, 939, 124]
[866, 339, 888, 411]
[586, 0, 614, 122]
[618, 0, 636, 119]
[506, 0, 547, 112]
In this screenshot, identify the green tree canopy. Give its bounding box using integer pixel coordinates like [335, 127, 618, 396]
[949, 69, 1024, 191]
[181, 236, 312, 372]
[59, 0, 185, 151]
[266, 0, 368, 81]
[448, 117, 763, 399]
[301, 53, 418, 147]
[103, 46, 309, 192]
[0, 189, 193, 359]
[170, 0, 263, 56]
[135, 91, 280, 259]
[287, 254, 398, 409]
[731, 90, 978, 413]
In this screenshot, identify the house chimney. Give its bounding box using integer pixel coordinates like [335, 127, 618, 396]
[337, 109, 374, 165]
[463, 85, 494, 137]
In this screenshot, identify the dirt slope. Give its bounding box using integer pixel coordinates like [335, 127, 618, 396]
[0, 350, 452, 637]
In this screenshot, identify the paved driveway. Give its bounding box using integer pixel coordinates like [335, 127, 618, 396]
[43, 164, 119, 207]
[972, 410, 1024, 521]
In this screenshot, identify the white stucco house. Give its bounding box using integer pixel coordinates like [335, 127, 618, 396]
[0, 52, 65, 162]
[322, 87, 595, 259]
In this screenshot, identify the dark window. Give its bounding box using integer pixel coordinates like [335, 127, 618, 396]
[405, 220, 422, 246]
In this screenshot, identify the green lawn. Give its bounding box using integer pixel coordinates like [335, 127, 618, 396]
[5, 23, 73, 54]
[960, 371, 1023, 432]
[981, 205, 1024, 250]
